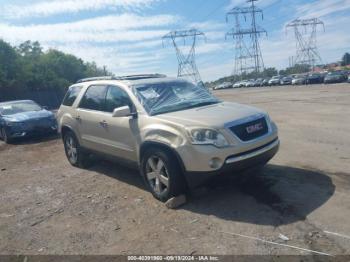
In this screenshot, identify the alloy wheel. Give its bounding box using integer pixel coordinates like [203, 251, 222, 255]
[65, 136, 78, 164]
[145, 156, 169, 195]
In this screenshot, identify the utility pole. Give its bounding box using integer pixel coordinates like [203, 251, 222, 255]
[286, 18, 325, 70]
[162, 29, 206, 85]
[226, 0, 267, 78]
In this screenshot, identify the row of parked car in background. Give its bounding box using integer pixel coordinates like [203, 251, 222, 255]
[213, 70, 350, 90]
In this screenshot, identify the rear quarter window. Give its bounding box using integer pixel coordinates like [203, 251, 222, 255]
[62, 86, 83, 106]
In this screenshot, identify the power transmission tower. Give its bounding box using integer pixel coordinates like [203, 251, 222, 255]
[226, 0, 267, 78]
[286, 18, 325, 69]
[162, 29, 206, 84]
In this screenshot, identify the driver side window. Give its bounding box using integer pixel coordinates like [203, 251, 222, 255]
[105, 86, 133, 113]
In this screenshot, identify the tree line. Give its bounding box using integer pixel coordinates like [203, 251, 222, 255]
[0, 40, 109, 96]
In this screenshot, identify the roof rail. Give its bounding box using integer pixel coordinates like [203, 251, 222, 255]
[76, 74, 167, 83]
[76, 76, 114, 83]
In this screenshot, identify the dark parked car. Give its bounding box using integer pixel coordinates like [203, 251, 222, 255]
[0, 100, 58, 143]
[306, 73, 324, 84]
[280, 76, 293, 85]
[262, 79, 269, 86]
[254, 78, 266, 87]
[324, 72, 347, 84]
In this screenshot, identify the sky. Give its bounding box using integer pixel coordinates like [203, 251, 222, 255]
[0, 0, 349, 82]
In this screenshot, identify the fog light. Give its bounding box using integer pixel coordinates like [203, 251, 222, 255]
[209, 158, 222, 169]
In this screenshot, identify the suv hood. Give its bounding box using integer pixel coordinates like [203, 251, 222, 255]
[156, 102, 266, 128]
[3, 110, 53, 122]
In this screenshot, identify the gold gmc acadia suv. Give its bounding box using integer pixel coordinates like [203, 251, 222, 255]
[57, 75, 279, 201]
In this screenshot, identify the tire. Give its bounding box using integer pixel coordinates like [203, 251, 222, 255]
[141, 148, 186, 202]
[63, 131, 92, 168]
[1, 128, 12, 144]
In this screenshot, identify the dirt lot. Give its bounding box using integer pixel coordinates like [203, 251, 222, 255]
[0, 83, 350, 255]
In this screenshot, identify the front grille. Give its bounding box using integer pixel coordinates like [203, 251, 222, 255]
[229, 117, 268, 141]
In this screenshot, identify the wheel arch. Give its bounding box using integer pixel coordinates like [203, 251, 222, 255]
[139, 141, 186, 175]
[61, 125, 79, 142]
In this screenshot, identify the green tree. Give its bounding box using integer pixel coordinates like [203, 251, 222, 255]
[0, 40, 20, 89]
[0, 39, 111, 96]
[17, 40, 43, 57]
[341, 53, 350, 66]
[263, 67, 278, 77]
[283, 64, 310, 75]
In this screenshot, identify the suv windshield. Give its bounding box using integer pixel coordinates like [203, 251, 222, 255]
[0, 101, 42, 116]
[132, 81, 220, 115]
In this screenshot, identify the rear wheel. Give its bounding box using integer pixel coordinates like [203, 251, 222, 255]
[141, 148, 186, 202]
[63, 131, 92, 168]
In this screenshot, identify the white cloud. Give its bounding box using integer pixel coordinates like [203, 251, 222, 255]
[2, 0, 163, 19]
[199, 61, 234, 82]
[0, 12, 178, 77]
[188, 21, 226, 32]
[0, 14, 178, 44]
[296, 0, 350, 19]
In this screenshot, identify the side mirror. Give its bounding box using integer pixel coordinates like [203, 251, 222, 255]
[112, 106, 132, 118]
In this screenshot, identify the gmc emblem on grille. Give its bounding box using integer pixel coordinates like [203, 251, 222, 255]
[246, 122, 263, 134]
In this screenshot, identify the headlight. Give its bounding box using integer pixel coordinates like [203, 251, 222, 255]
[188, 128, 229, 148]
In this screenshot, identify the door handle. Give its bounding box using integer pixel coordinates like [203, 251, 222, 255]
[99, 120, 108, 128]
[75, 115, 81, 121]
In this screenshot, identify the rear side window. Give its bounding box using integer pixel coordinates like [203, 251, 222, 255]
[79, 85, 108, 111]
[62, 86, 83, 106]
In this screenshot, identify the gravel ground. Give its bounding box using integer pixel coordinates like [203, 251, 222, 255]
[0, 83, 349, 255]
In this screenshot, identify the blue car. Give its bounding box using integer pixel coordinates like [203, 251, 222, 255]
[0, 100, 58, 143]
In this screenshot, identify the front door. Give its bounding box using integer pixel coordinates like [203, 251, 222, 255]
[99, 85, 138, 161]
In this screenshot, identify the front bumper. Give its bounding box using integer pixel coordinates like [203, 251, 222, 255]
[185, 138, 280, 188]
[6, 123, 58, 138]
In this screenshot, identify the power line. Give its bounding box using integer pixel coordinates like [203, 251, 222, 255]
[201, 0, 227, 21]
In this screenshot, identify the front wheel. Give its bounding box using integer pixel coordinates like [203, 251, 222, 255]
[63, 131, 92, 168]
[1, 128, 12, 144]
[141, 148, 186, 202]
